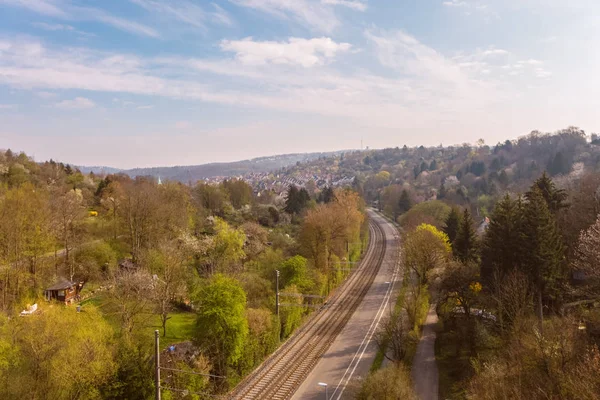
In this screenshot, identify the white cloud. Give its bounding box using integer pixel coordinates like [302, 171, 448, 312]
[443, 0, 468, 7]
[220, 37, 351, 67]
[365, 30, 469, 86]
[0, 35, 561, 135]
[90, 12, 159, 38]
[0, 0, 67, 17]
[136, 105, 154, 109]
[481, 48, 509, 57]
[518, 58, 543, 65]
[0, 104, 16, 109]
[443, 0, 498, 20]
[321, 0, 367, 11]
[32, 22, 74, 31]
[36, 91, 58, 98]
[535, 68, 552, 78]
[55, 97, 95, 109]
[229, 0, 341, 33]
[130, 0, 233, 31]
[1, 0, 159, 37]
[211, 3, 235, 26]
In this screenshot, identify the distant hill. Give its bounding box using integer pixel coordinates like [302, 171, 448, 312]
[78, 152, 344, 182]
[77, 166, 122, 175]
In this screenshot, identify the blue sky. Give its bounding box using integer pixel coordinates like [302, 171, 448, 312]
[0, 0, 598, 168]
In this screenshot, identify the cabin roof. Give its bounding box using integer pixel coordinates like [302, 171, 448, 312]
[45, 278, 76, 291]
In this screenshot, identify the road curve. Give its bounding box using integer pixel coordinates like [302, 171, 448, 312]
[229, 209, 400, 400]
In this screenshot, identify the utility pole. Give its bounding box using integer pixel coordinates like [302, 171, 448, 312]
[155, 330, 161, 400]
[276, 270, 280, 316]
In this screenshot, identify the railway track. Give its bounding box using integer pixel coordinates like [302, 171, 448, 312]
[230, 219, 387, 400]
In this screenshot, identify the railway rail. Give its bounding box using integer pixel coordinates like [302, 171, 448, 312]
[229, 218, 387, 400]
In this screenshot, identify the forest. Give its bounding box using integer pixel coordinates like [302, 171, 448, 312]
[351, 129, 600, 399]
[1, 127, 600, 399]
[0, 148, 367, 399]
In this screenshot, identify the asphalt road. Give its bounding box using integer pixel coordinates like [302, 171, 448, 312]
[290, 210, 402, 400]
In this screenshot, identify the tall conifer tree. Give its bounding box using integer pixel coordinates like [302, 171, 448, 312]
[454, 208, 478, 263]
[481, 195, 524, 286]
[443, 207, 460, 245]
[526, 172, 569, 214]
[397, 189, 412, 215]
[520, 188, 565, 327]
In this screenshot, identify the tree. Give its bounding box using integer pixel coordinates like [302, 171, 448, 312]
[241, 308, 279, 373]
[547, 151, 570, 176]
[194, 182, 228, 216]
[558, 172, 600, 257]
[284, 185, 310, 215]
[119, 178, 161, 262]
[573, 214, 600, 279]
[397, 189, 412, 215]
[430, 159, 438, 171]
[469, 161, 486, 177]
[439, 262, 481, 319]
[373, 311, 412, 364]
[50, 186, 85, 276]
[108, 269, 155, 337]
[0, 183, 52, 307]
[145, 241, 189, 337]
[194, 274, 248, 379]
[526, 172, 569, 215]
[453, 208, 478, 263]
[279, 255, 313, 292]
[399, 200, 451, 231]
[299, 191, 364, 275]
[498, 170, 509, 186]
[491, 270, 533, 332]
[101, 180, 124, 240]
[318, 186, 335, 204]
[73, 240, 118, 282]
[1, 305, 115, 399]
[203, 217, 246, 275]
[355, 365, 417, 400]
[520, 188, 565, 326]
[279, 284, 305, 338]
[443, 207, 461, 245]
[481, 195, 524, 286]
[101, 340, 154, 400]
[223, 179, 253, 209]
[403, 224, 451, 287]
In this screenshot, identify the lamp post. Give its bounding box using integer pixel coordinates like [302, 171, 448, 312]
[154, 330, 161, 400]
[318, 382, 328, 400]
[275, 270, 280, 316]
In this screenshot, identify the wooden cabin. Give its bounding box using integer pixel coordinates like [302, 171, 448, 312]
[44, 279, 84, 304]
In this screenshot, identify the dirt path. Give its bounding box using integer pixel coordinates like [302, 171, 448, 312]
[412, 304, 439, 400]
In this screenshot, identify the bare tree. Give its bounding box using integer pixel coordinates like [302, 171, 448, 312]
[147, 241, 188, 337]
[108, 269, 155, 336]
[50, 187, 85, 278]
[492, 270, 533, 333]
[573, 214, 600, 280]
[374, 310, 412, 364]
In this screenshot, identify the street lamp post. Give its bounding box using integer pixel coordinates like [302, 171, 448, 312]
[318, 382, 328, 400]
[275, 270, 280, 316]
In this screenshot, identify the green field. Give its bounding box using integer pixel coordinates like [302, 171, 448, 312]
[80, 294, 196, 349]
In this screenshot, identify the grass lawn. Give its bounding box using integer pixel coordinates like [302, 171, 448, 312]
[80, 293, 196, 349]
[145, 312, 197, 348]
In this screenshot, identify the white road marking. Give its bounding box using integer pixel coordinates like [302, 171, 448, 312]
[331, 219, 401, 400]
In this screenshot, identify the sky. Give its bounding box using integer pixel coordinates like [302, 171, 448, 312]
[0, 0, 599, 168]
